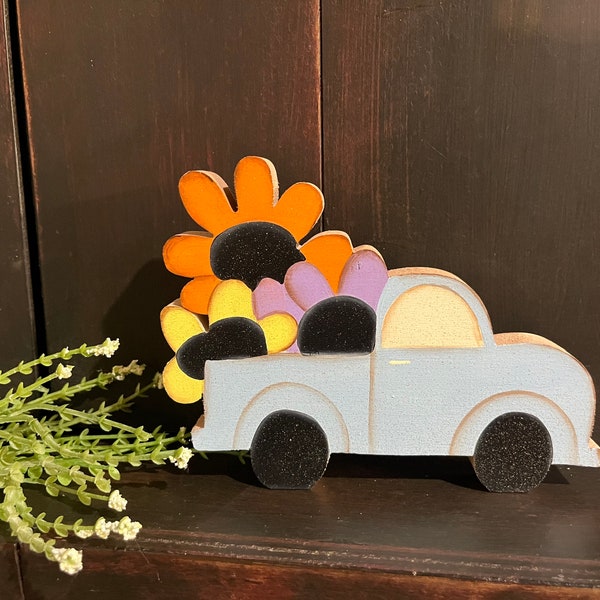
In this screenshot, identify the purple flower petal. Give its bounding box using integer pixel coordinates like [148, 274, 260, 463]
[252, 278, 304, 323]
[338, 247, 388, 310]
[285, 262, 334, 311]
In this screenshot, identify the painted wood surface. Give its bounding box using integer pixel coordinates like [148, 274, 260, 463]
[160, 155, 597, 491]
[193, 270, 598, 492]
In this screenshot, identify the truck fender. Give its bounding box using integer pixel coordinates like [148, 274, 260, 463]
[449, 391, 579, 464]
[233, 383, 350, 453]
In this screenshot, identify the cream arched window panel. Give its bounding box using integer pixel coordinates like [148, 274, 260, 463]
[382, 285, 484, 348]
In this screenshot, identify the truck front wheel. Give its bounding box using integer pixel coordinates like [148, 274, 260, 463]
[250, 410, 329, 489]
[473, 412, 553, 493]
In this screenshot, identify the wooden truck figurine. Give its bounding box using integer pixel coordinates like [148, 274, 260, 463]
[161, 157, 599, 493]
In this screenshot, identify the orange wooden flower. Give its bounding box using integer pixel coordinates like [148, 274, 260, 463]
[300, 231, 353, 293]
[164, 157, 324, 314]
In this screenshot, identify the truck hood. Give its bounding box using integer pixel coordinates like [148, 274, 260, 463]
[493, 332, 572, 356]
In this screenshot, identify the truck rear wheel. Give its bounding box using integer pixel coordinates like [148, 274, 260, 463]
[473, 412, 553, 492]
[250, 410, 329, 489]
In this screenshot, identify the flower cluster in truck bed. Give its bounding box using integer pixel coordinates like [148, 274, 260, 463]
[161, 157, 388, 404]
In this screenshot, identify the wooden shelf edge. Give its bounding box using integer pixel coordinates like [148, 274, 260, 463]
[17, 546, 600, 599]
[137, 527, 600, 589]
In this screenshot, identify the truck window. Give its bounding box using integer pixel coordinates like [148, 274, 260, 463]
[381, 284, 484, 348]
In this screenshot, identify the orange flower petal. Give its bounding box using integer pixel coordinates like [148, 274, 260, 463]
[163, 232, 213, 277]
[273, 182, 324, 241]
[300, 231, 353, 293]
[234, 156, 278, 220]
[179, 170, 236, 235]
[180, 274, 221, 315]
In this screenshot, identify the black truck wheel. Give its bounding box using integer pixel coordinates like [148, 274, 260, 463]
[250, 410, 329, 489]
[473, 412, 553, 492]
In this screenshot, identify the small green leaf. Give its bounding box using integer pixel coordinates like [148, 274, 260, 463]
[69, 466, 86, 485]
[99, 418, 112, 432]
[107, 466, 121, 480]
[18, 362, 33, 375]
[27, 465, 43, 480]
[135, 426, 151, 442]
[45, 483, 59, 497]
[42, 463, 58, 476]
[77, 487, 91, 506]
[106, 455, 119, 467]
[31, 441, 45, 455]
[35, 513, 51, 534]
[127, 455, 142, 467]
[94, 473, 111, 493]
[30, 535, 46, 553]
[39, 354, 53, 367]
[9, 466, 24, 483]
[57, 472, 72, 486]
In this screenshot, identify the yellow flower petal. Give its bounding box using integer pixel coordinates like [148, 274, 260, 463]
[162, 357, 204, 404]
[300, 231, 353, 293]
[273, 182, 324, 241]
[259, 313, 297, 353]
[160, 300, 207, 351]
[234, 156, 278, 219]
[208, 280, 254, 325]
[179, 170, 236, 235]
[162, 232, 213, 278]
[180, 274, 221, 315]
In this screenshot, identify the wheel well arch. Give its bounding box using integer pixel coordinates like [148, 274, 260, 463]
[233, 382, 350, 452]
[449, 391, 579, 464]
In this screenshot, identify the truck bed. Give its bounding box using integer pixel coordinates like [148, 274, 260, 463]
[193, 353, 372, 452]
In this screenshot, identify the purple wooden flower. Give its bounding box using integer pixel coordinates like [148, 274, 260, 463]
[253, 248, 388, 352]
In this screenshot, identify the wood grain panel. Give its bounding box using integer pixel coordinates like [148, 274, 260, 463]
[322, 1, 600, 434]
[17, 1, 321, 377]
[12, 456, 600, 595]
[19, 551, 600, 599]
[0, 543, 22, 600]
[0, 0, 35, 370]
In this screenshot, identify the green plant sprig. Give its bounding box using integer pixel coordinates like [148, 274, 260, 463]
[0, 338, 193, 575]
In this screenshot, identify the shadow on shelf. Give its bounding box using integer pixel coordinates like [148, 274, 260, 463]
[187, 452, 569, 491]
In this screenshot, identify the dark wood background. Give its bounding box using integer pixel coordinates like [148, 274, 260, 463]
[322, 0, 600, 443]
[0, 0, 35, 368]
[2, 1, 600, 596]
[6, 0, 599, 435]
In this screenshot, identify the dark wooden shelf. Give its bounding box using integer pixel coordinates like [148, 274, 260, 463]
[3, 454, 600, 598]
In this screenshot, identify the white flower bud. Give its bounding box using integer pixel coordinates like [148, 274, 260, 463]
[51, 547, 83, 575]
[55, 364, 73, 380]
[108, 490, 127, 512]
[117, 516, 142, 541]
[168, 447, 193, 470]
[93, 517, 114, 539]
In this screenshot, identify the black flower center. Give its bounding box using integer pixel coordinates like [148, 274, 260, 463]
[210, 221, 305, 290]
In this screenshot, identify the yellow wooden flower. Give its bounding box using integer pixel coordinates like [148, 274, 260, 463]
[160, 282, 297, 404]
